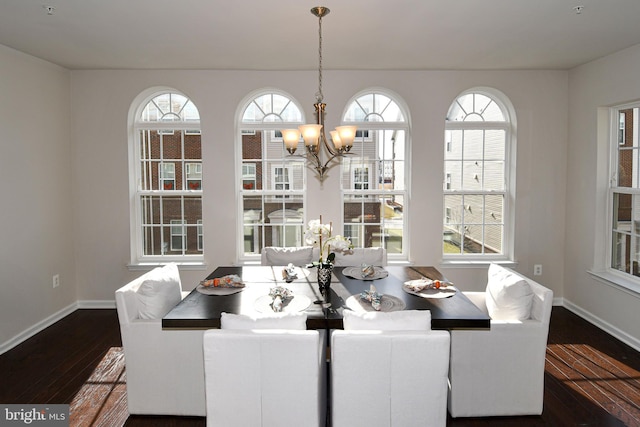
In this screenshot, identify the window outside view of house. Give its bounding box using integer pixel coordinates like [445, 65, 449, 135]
[341, 92, 408, 258]
[443, 91, 510, 257]
[611, 106, 640, 279]
[239, 92, 306, 257]
[133, 92, 203, 261]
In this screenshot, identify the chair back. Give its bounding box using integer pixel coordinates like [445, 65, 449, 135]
[260, 246, 314, 266]
[203, 329, 325, 427]
[331, 330, 450, 427]
[312, 247, 387, 266]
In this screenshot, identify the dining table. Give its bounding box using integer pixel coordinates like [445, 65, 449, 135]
[162, 265, 490, 330]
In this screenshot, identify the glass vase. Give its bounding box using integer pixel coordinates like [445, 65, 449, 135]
[317, 263, 333, 304]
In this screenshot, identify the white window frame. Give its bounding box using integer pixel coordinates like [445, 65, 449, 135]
[128, 89, 204, 265]
[236, 89, 306, 263]
[341, 89, 411, 263]
[595, 103, 640, 294]
[442, 87, 516, 263]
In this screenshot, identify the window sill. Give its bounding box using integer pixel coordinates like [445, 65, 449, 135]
[588, 269, 640, 298]
[439, 259, 517, 269]
[127, 261, 209, 272]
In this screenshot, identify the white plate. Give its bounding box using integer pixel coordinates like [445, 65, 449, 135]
[253, 294, 312, 313]
[196, 284, 245, 295]
[342, 266, 389, 281]
[402, 280, 457, 299]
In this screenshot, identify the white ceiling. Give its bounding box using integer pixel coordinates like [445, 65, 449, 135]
[1, 0, 640, 71]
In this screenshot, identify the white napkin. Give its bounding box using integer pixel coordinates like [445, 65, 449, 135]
[405, 278, 453, 292]
[360, 284, 383, 311]
[200, 274, 244, 288]
[269, 286, 293, 312]
[361, 263, 375, 278]
[282, 263, 298, 282]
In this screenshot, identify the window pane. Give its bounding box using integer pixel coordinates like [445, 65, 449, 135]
[484, 224, 503, 254]
[612, 231, 631, 274]
[243, 196, 263, 254]
[485, 194, 504, 224]
[611, 191, 640, 277]
[484, 161, 505, 191]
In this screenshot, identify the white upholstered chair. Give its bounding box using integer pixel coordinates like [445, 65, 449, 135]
[260, 246, 314, 266]
[312, 247, 387, 266]
[448, 263, 554, 417]
[115, 263, 205, 416]
[203, 326, 326, 427]
[331, 310, 449, 427]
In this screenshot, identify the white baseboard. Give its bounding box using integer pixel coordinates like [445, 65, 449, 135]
[77, 300, 116, 309]
[562, 298, 640, 352]
[0, 302, 78, 355]
[0, 300, 116, 355]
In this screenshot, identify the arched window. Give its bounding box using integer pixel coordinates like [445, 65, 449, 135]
[341, 90, 410, 261]
[237, 91, 305, 260]
[129, 90, 203, 263]
[443, 89, 515, 259]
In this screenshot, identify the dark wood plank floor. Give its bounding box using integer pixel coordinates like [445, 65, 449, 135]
[1, 307, 639, 426]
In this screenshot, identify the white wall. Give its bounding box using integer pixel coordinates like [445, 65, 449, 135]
[566, 43, 640, 346]
[69, 69, 568, 303]
[0, 43, 578, 350]
[0, 45, 75, 348]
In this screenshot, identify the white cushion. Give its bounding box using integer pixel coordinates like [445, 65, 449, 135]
[135, 263, 182, 319]
[342, 309, 431, 330]
[261, 246, 313, 266]
[485, 264, 534, 320]
[220, 312, 307, 330]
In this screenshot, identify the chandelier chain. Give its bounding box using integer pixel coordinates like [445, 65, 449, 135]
[316, 13, 324, 103]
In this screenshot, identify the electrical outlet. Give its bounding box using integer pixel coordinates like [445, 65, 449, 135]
[533, 264, 542, 276]
[52, 274, 60, 288]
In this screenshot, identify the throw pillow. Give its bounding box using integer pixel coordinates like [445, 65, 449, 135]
[342, 309, 431, 330]
[136, 263, 182, 319]
[485, 263, 534, 320]
[221, 312, 308, 330]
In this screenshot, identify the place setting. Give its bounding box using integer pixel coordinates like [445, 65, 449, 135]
[253, 285, 311, 313]
[342, 264, 389, 281]
[345, 284, 406, 313]
[402, 278, 457, 299]
[196, 274, 246, 295]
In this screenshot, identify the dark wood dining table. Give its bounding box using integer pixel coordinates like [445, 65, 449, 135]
[162, 265, 490, 330]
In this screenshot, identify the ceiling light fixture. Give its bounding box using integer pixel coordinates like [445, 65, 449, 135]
[281, 7, 357, 182]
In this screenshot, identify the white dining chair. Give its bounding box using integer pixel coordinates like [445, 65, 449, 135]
[331, 310, 449, 427]
[203, 328, 326, 427]
[448, 263, 554, 417]
[312, 247, 387, 266]
[115, 263, 206, 416]
[260, 246, 314, 266]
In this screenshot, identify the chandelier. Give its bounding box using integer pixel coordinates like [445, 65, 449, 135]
[281, 6, 357, 182]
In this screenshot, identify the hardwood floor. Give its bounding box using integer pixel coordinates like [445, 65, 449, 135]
[1, 307, 639, 426]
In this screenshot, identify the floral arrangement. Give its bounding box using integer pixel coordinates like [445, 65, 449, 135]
[304, 217, 352, 265]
